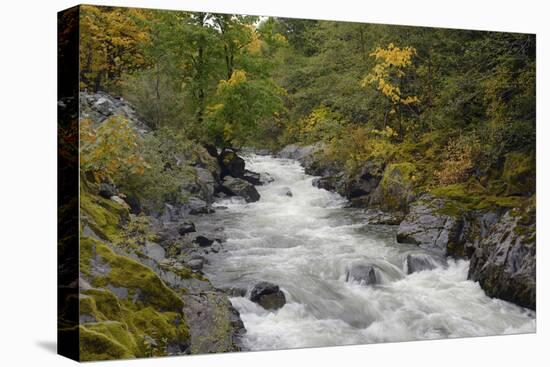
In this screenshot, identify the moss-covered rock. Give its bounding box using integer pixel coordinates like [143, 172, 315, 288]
[502, 151, 535, 196]
[370, 162, 417, 212]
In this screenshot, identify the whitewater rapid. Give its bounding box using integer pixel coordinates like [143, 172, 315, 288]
[201, 154, 535, 350]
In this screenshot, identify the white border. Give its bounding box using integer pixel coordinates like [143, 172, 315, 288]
[0, 1, 547, 366]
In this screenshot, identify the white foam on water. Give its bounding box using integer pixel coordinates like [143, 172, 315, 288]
[202, 154, 535, 351]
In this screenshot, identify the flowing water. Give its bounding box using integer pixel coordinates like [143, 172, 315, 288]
[201, 154, 535, 350]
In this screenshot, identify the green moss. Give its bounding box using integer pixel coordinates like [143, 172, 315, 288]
[87, 239, 184, 312]
[379, 162, 417, 211]
[80, 188, 129, 242]
[84, 289, 124, 320]
[431, 183, 524, 214]
[131, 307, 189, 345]
[80, 324, 136, 361]
[502, 151, 535, 195]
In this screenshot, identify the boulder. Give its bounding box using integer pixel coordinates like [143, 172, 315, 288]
[405, 254, 436, 274]
[98, 182, 117, 199]
[219, 148, 245, 178]
[396, 195, 464, 256]
[178, 222, 196, 236]
[468, 201, 536, 310]
[185, 197, 213, 215]
[222, 176, 261, 203]
[145, 240, 166, 262]
[345, 264, 379, 286]
[369, 163, 417, 212]
[345, 161, 384, 199]
[242, 170, 262, 185]
[193, 236, 214, 247]
[188, 258, 204, 271]
[250, 281, 286, 310]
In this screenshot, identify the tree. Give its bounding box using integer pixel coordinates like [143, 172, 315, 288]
[362, 43, 420, 137]
[80, 5, 150, 91]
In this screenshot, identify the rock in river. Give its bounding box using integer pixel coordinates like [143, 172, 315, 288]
[219, 148, 246, 178]
[250, 281, 286, 310]
[405, 253, 437, 274]
[345, 264, 379, 286]
[222, 176, 261, 203]
[178, 222, 196, 236]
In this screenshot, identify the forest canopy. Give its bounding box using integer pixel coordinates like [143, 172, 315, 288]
[79, 5, 535, 205]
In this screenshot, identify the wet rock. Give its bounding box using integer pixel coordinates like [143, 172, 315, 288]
[405, 254, 436, 274]
[188, 258, 204, 271]
[363, 209, 404, 225]
[250, 281, 287, 310]
[260, 172, 275, 184]
[219, 148, 246, 178]
[468, 201, 536, 310]
[397, 195, 464, 256]
[185, 197, 214, 215]
[345, 264, 378, 286]
[222, 286, 248, 297]
[178, 222, 196, 236]
[211, 242, 222, 253]
[98, 182, 117, 198]
[312, 177, 336, 191]
[193, 235, 214, 247]
[242, 170, 262, 186]
[222, 176, 261, 203]
[279, 187, 293, 197]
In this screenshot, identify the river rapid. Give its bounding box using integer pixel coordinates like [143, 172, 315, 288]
[199, 154, 535, 350]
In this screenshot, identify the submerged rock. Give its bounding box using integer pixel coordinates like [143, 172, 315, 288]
[468, 203, 536, 310]
[405, 253, 437, 274]
[193, 235, 214, 247]
[222, 176, 261, 203]
[345, 264, 379, 286]
[279, 187, 293, 197]
[250, 281, 287, 310]
[242, 170, 262, 186]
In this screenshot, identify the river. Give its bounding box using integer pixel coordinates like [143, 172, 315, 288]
[200, 154, 535, 350]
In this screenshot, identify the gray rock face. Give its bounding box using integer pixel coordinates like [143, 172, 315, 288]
[80, 92, 150, 135]
[345, 264, 379, 286]
[396, 195, 464, 256]
[222, 176, 261, 203]
[468, 207, 536, 310]
[405, 254, 437, 274]
[194, 167, 216, 204]
[250, 281, 287, 310]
